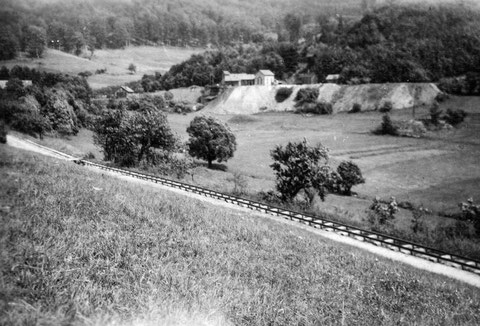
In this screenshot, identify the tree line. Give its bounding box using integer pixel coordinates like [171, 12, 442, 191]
[152, 4, 480, 89]
[0, 0, 366, 60]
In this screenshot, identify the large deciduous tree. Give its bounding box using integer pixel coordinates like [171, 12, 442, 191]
[186, 116, 236, 168]
[270, 139, 332, 206]
[24, 25, 46, 58]
[93, 104, 177, 166]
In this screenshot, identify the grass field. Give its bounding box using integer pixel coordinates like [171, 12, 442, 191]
[18, 95, 480, 258]
[1, 144, 480, 325]
[0, 46, 203, 89]
[169, 96, 480, 215]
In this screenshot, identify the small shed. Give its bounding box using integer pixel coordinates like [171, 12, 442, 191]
[255, 70, 275, 86]
[325, 74, 340, 83]
[297, 73, 318, 85]
[116, 86, 134, 98]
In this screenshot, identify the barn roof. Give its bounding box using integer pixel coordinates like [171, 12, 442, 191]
[326, 74, 340, 81]
[224, 73, 255, 82]
[121, 86, 134, 93]
[257, 70, 275, 76]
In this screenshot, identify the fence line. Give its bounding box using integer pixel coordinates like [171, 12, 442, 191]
[72, 158, 480, 275]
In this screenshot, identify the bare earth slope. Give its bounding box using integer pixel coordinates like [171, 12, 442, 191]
[206, 83, 441, 115]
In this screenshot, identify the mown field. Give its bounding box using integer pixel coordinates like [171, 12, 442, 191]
[1, 145, 480, 325]
[168, 96, 480, 215]
[0, 46, 203, 89]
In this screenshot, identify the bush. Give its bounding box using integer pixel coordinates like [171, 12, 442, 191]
[164, 91, 174, 101]
[368, 197, 398, 225]
[373, 114, 398, 136]
[444, 109, 467, 126]
[379, 101, 393, 113]
[275, 87, 293, 103]
[315, 102, 333, 115]
[349, 103, 361, 113]
[429, 101, 442, 125]
[336, 161, 365, 195]
[459, 198, 480, 235]
[0, 120, 7, 143]
[294, 87, 319, 107]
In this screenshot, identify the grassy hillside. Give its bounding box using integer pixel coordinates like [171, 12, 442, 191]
[1, 145, 480, 325]
[0, 46, 203, 89]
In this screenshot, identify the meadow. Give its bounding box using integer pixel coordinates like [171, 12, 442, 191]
[0, 46, 204, 89]
[28, 95, 480, 258]
[1, 144, 480, 325]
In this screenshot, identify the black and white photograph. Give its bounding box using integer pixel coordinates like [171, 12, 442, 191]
[1, 0, 480, 324]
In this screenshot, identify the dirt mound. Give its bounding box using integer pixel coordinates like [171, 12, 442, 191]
[205, 83, 442, 115]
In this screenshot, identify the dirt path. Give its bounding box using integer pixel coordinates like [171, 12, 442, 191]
[7, 134, 480, 288]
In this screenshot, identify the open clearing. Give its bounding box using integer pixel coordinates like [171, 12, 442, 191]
[0, 46, 203, 89]
[1, 144, 480, 325]
[169, 96, 480, 215]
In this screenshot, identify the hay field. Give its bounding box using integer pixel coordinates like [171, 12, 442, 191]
[0, 46, 203, 89]
[169, 96, 480, 215]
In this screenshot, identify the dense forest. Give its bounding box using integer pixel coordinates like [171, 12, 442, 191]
[0, 0, 370, 59]
[151, 4, 480, 90]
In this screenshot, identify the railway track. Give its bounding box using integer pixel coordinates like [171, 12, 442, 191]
[22, 139, 480, 276]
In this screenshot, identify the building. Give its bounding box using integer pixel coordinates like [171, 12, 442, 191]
[297, 72, 318, 85]
[222, 71, 255, 87]
[115, 86, 134, 98]
[325, 74, 340, 83]
[255, 70, 275, 86]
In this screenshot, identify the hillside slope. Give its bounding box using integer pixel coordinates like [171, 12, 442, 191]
[206, 83, 441, 114]
[1, 144, 480, 325]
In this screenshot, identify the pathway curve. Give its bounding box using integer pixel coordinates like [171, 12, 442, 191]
[6, 134, 480, 288]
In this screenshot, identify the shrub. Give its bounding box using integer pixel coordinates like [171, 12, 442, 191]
[459, 198, 480, 235]
[164, 91, 174, 101]
[379, 101, 393, 113]
[227, 171, 249, 195]
[294, 87, 319, 107]
[336, 161, 365, 195]
[373, 114, 398, 136]
[275, 87, 293, 103]
[349, 103, 361, 113]
[429, 101, 442, 125]
[78, 71, 92, 78]
[368, 197, 398, 225]
[0, 120, 7, 143]
[411, 208, 427, 234]
[444, 109, 467, 126]
[315, 102, 333, 115]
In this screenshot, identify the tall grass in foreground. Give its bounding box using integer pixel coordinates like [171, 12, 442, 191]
[1, 145, 480, 325]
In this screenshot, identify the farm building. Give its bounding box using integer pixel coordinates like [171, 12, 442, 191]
[115, 86, 134, 98]
[0, 80, 33, 88]
[325, 74, 340, 83]
[255, 70, 275, 86]
[297, 72, 318, 84]
[222, 71, 255, 86]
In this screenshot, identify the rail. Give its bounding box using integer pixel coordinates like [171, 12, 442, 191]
[24, 139, 480, 276]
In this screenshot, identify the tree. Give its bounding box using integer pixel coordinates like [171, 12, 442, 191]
[336, 161, 365, 195]
[24, 25, 46, 58]
[131, 110, 177, 163]
[94, 105, 177, 166]
[186, 116, 236, 168]
[128, 63, 137, 74]
[0, 34, 18, 60]
[270, 139, 332, 206]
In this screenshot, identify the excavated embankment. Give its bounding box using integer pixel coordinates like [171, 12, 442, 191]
[205, 83, 442, 115]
